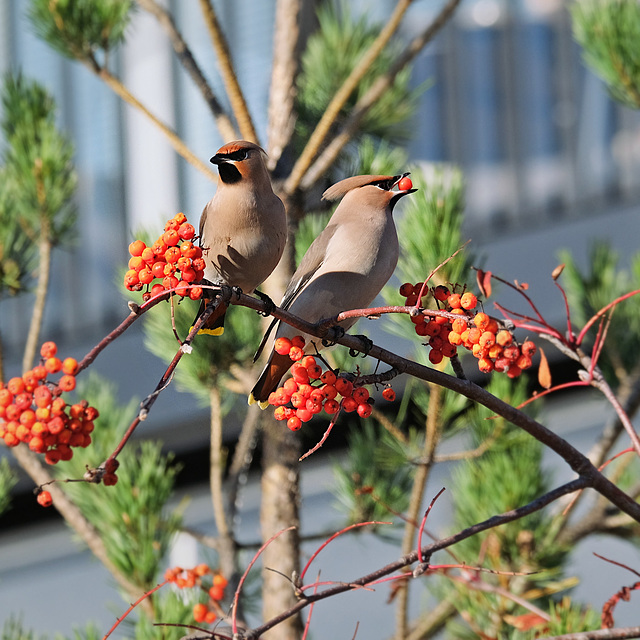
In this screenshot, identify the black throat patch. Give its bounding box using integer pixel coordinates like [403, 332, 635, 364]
[218, 163, 242, 184]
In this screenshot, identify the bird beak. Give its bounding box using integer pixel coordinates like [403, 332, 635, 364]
[392, 172, 418, 195]
[210, 154, 226, 165]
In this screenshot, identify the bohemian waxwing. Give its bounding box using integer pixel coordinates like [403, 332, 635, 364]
[249, 173, 416, 407]
[194, 140, 287, 335]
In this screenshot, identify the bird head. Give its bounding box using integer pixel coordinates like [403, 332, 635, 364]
[322, 173, 417, 211]
[210, 140, 270, 185]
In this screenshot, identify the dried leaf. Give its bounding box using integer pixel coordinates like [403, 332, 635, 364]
[504, 612, 548, 631]
[551, 263, 565, 280]
[538, 346, 552, 389]
[476, 269, 492, 298]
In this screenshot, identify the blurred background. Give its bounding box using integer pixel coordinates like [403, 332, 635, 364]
[1, 0, 640, 636]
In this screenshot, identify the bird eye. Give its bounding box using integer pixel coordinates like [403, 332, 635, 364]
[227, 149, 248, 162]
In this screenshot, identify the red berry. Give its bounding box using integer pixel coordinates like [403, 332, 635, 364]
[398, 176, 413, 191]
[357, 403, 372, 418]
[382, 387, 396, 402]
[40, 341, 57, 359]
[37, 490, 53, 507]
[399, 282, 414, 297]
[433, 285, 450, 302]
[287, 416, 302, 431]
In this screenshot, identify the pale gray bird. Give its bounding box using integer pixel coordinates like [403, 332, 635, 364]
[249, 173, 416, 406]
[195, 140, 287, 335]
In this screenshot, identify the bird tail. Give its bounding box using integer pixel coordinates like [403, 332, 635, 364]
[248, 351, 293, 409]
[191, 296, 227, 336]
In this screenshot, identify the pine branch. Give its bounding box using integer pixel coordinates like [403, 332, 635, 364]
[198, 0, 258, 142]
[295, 0, 462, 193]
[266, 0, 302, 170]
[82, 55, 216, 181]
[135, 0, 238, 141]
[9, 444, 153, 615]
[22, 214, 51, 373]
[284, 0, 414, 195]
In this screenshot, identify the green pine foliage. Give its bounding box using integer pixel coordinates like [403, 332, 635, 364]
[0, 458, 17, 518]
[296, 1, 421, 148]
[29, 0, 135, 63]
[1, 74, 77, 249]
[572, 0, 640, 109]
[56, 374, 182, 590]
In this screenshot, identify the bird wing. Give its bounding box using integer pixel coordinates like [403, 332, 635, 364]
[252, 224, 338, 363]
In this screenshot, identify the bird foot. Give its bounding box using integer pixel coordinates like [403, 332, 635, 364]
[349, 335, 374, 358]
[254, 290, 276, 317]
[321, 325, 345, 347]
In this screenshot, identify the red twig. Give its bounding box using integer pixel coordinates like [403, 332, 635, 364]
[417, 487, 446, 564]
[102, 579, 169, 640]
[232, 525, 296, 636]
[299, 521, 391, 585]
[301, 571, 322, 640]
[577, 288, 640, 346]
[299, 404, 343, 462]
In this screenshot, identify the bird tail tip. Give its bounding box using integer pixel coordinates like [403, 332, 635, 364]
[248, 393, 269, 410]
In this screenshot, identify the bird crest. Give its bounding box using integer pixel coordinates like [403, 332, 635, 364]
[321, 174, 397, 201]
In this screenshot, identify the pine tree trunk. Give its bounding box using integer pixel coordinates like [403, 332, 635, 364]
[260, 416, 303, 639]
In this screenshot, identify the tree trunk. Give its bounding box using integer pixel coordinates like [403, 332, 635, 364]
[260, 415, 303, 639]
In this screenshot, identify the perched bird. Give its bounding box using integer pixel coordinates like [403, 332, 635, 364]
[249, 173, 416, 407]
[194, 140, 287, 336]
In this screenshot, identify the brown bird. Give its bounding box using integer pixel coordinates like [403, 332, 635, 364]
[249, 173, 416, 407]
[195, 140, 287, 336]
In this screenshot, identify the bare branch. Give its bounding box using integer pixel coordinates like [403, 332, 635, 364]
[136, 0, 238, 141]
[294, 0, 463, 193]
[198, 0, 258, 142]
[284, 0, 415, 194]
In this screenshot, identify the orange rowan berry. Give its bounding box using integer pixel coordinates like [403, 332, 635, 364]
[320, 370, 337, 385]
[496, 330, 513, 347]
[51, 397, 66, 414]
[175, 280, 190, 297]
[467, 328, 481, 344]
[188, 286, 203, 300]
[357, 402, 372, 418]
[32, 366, 47, 381]
[521, 340, 536, 357]
[205, 611, 218, 624]
[334, 377, 353, 397]
[163, 262, 177, 277]
[128, 240, 146, 257]
[478, 357, 494, 373]
[0, 389, 13, 407]
[282, 378, 299, 396]
[451, 318, 467, 334]
[173, 212, 187, 225]
[124, 270, 140, 289]
[398, 176, 413, 191]
[506, 365, 523, 379]
[180, 241, 197, 258]
[29, 436, 46, 453]
[274, 337, 292, 355]
[40, 341, 57, 359]
[141, 247, 155, 263]
[298, 383, 313, 397]
[291, 336, 305, 349]
[382, 387, 396, 402]
[479, 331, 496, 348]
[150, 283, 167, 298]
[352, 387, 370, 403]
[138, 267, 154, 285]
[192, 257, 206, 272]
[447, 293, 462, 309]
[341, 396, 358, 413]
[62, 358, 79, 375]
[212, 574, 228, 589]
[486, 319, 499, 334]
[4, 432, 19, 447]
[324, 399, 340, 414]
[448, 331, 463, 346]
[178, 222, 195, 240]
[37, 490, 53, 507]
[58, 375, 76, 392]
[460, 292, 478, 310]
[45, 357, 62, 374]
[128, 256, 145, 272]
[163, 229, 180, 247]
[15, 393, 32, 411]
[274, 406, 288, 420]
[488, 344, 503, 359]
[306, 363, 323, 379]
[517, 354, 533, 370]
[7, 377, 25, 395]
[287, 416, 302, 431]
[321, 384, 338, 400]
[290, 392, 306, 409]
[164, 246, 181, 263]
[473, 312, 490, 330]
[19, 410, 36, 427]
[193, 603, 208, 623]
[288, 346, 304, 362]
[163, 275, 179, 290]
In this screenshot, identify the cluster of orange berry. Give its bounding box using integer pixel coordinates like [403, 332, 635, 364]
[124, 212, 205, 301]
[164, 564, 228, 625]
[401, 282, 536, 377]
[0, 341, 98, 465]
[268, 336, 396, 431]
